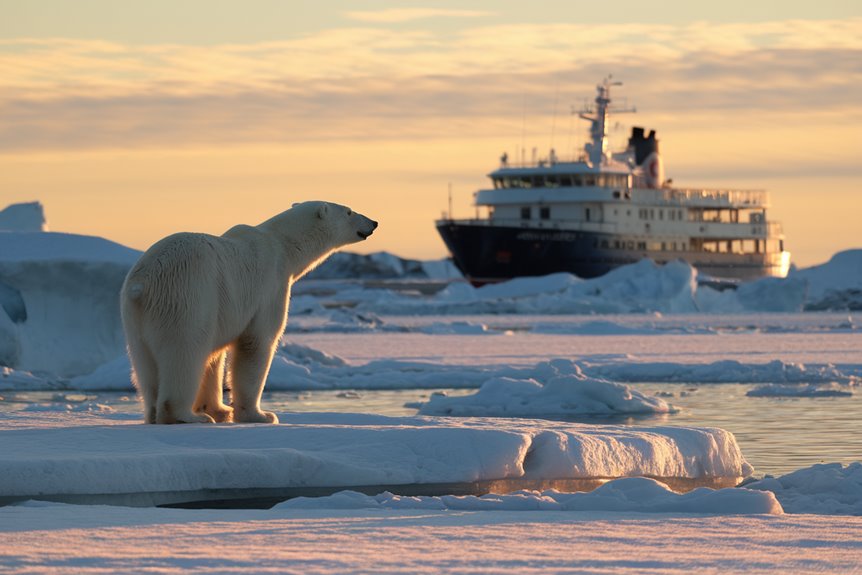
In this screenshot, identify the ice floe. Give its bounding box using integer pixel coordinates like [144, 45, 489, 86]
[8, 348, 860, 414]
[0, 412, 752, 506]
[413, 365, 674, 417]
[746, 383, 853, 398]
[746, 462, 862, 515]
[582, 359, 859, 385]
[0, 231, 139, 377]
[276, 477, 782, 515]
[793, 250, 862, 310]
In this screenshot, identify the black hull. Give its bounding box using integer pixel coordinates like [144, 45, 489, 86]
[436, 221, 785, 285]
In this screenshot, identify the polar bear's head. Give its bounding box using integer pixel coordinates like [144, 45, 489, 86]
[294, 201, 378, 247]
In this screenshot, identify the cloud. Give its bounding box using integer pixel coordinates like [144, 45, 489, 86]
[0, 19, 860, 153]
[342, 8, 492, 23]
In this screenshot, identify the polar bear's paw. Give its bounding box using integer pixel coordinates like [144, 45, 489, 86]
[234, 408, 279, 424]
[199, 404, 234, 423]
[157, 409, 216, 425]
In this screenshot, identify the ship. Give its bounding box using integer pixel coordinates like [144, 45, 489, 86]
[436, 78, 791, 286]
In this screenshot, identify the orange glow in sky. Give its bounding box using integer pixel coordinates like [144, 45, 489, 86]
[1, 1, 860, 266]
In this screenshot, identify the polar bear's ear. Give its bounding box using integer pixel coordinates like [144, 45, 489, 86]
[316, 203, 329, 219]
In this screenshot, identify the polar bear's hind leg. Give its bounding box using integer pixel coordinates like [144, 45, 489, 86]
[155, 349, 216, 424]
[127, 335, 159, 424]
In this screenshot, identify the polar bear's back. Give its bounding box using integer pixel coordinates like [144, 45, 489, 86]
[121, 231, 267, 335]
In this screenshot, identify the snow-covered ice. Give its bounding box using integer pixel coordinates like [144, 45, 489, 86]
[8, 346, 859, 395]
[0, 411, 751, 506]
[3, 502, 860, 575]
[0, 202, 46, 233]
[582, 358, 859, 385]
[746, 462, 862, 515]
[277, 478, 781, 515]
[413, 363, 675, 417]
[0, 231, 139, 377]
[793, 250, 862, 309]
[746, 383, 854, 398]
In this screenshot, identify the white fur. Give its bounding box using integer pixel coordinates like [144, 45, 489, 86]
[120, 201, 377, 424]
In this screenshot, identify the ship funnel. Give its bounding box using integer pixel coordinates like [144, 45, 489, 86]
[628, 127, 664, 189]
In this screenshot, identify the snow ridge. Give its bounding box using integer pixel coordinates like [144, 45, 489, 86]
[277, 478, 782, 515]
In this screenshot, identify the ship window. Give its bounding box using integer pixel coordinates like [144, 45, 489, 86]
[532, 176, 544, 187]
[612, 191, 621, 199]
[585, 208, 591, 222]
[540, 206, 550, 220]
[520, 206, 531, 219]
[584, 176, 596, 186]
[545, 176, 558, 188]
[519, 176, 532, 188]
[601, 240, 609, 248]
[637, 242, 646, 250]
[659, 210, 663, 220]
[560, 176, 572, 186]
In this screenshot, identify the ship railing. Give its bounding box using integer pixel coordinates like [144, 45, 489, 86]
[637, 188, 769, 207]
[437, 217, 619, 234]
[438, 217, 785, 238]
[498, 153, 589, 169]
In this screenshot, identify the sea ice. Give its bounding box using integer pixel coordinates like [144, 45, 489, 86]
[746, 383, 853, 397]
[746, 462, 862, 515]
[276, 477, 782, 515]
[413, 364, 674, 417]
[0, 412, 752, 505]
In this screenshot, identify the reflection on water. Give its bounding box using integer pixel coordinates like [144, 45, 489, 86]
[3, 383, 859, 477]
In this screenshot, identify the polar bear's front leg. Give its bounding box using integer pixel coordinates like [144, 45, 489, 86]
[193, 351, 234, 423]
[230, 335, 280, 424]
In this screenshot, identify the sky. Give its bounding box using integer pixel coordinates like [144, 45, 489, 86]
[1, 1, 860, 266]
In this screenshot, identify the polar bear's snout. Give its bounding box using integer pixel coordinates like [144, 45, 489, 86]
[357, 218, 378, 240]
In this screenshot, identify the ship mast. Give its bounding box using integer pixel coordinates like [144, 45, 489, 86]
[578, 76, 634, 167]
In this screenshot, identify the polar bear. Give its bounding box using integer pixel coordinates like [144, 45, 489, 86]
[120, 201, 377, 424]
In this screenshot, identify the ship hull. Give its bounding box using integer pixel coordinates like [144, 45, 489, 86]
[436, 220, 787, 285]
